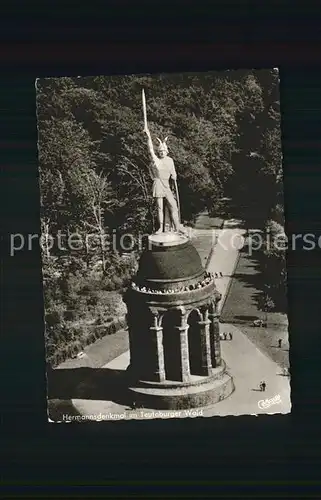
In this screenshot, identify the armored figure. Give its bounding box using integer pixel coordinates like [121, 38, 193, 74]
[142, 88, 181, 234]
[143, 129, 180, 233]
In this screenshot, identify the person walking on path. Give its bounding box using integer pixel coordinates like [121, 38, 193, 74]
[261, 381, 266, 392]
[229, 332, 233, 341]
[223, 332, 227, 341]
[278, 339, 282, 348]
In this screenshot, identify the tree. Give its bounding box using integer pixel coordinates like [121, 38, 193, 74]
[261, 219, 287, 313]
[40, 216, 52, 259]
[37, 69, 283, 260]
[36, 70, 284, 362]
[258, 291, 275, 326]
[73, 169, 116, 273]
[226, 69, 282, 227]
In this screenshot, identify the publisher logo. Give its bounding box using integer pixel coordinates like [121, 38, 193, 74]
[258, 394, 282, 410]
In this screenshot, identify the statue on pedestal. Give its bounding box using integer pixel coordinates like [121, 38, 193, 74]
[124, 91, 234, 409]
[142, 89, 181, 235]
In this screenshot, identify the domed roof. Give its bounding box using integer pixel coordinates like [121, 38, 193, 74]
[137, 238, 204, 284]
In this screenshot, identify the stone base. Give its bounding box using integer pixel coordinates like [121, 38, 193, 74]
[127, 363, 234, 410]
[148, 231, 188, 248]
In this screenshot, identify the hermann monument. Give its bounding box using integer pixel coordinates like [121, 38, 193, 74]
[123, 90, 234, 409]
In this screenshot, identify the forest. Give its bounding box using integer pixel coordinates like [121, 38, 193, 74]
[36, 69, 285, 365]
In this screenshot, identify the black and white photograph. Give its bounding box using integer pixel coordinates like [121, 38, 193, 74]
[34, 69, 291, 422]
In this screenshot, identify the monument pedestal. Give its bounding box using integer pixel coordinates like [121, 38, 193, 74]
[124, 231, 234, 410]
[127, 362, 234, 410]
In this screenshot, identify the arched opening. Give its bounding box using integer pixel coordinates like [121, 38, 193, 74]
[129, 307, 155, 380]
[162, 309, 182, 381]
[187, 309, 203, 376]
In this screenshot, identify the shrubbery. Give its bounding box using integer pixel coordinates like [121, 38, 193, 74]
[260, 219, 287, 313]
[43, 251, 132, 365]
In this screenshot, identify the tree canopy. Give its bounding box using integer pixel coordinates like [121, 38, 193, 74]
[37, 70, 283, 237]
[36, 69, 285, 363]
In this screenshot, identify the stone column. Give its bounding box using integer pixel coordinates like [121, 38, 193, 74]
[126, 310, 140, 379]
[198, 308, 212, 375]
[149, 312, 166, 382]
[126, 312, 134, 364]
[175, 309, 190, 382]
[208, 303, 222, 368]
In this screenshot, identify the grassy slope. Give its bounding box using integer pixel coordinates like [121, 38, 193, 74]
[220, 246, 290, 369]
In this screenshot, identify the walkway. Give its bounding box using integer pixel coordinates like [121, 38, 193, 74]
[206, 219, 246, 313]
